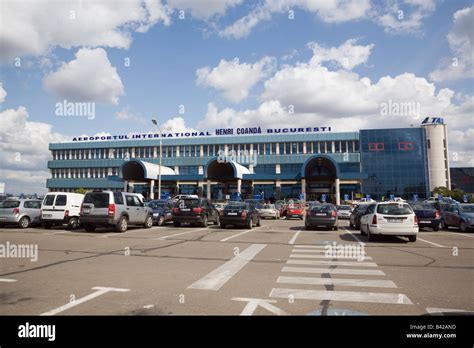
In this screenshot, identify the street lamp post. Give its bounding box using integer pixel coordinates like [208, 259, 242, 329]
[152, 118, 164, 200]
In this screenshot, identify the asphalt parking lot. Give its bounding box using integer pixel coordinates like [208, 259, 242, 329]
[1, 218, 473, 316]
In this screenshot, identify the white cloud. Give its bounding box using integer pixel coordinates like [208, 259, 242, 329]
[308, 38, 374, 70]
[0, 0, 171, 63]
[160, 116, 196, 133]
[0, 83, 6, 103]
[0, 105, 68, 194]
[220, 0, 371, 39]
[429, 6, 474, 82]
[196, 56, 275, 103]
[43, 48, 125, 105]
[166, 0, 242, 20]
[115, 107, 147, 123]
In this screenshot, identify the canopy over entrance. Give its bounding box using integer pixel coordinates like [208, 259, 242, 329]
[120, 159, 175, 181]
[205, 158, 250, 180]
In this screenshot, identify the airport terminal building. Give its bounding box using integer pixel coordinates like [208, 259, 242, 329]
[46, 119, 451, 204]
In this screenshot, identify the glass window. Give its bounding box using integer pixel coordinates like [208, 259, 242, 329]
[55, 195, 67, 206]
[24, 201, 41, 209]
[326, 141, 332, 153]
[335, 141, 340, 153]
[113, 192, 124, 205]
[298, 142, 304, 153]
[265, 143, 271, 154]
[279, 143, 285, 155]
[254, 165, 276, 174]
[285, 142, 291, 154]
[43, 195, 55, 206]
[291, 143, 297, 154]
[258, 143, 264, 155]
[369, 143, 384, 151]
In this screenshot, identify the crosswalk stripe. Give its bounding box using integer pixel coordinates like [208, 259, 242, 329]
[282, 266, 385, 276]
[290, 254, 372, 260]
[292, 249, 367, 254]
[293, 245, 328, 249]
[287, 260, 378, 267]
[269, 288, 412, 304]
[277, 276, 397, 288]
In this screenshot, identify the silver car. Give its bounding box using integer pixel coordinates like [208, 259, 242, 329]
[258, 204, 280, 219]
[336, 205, 352, 219]
[0, 199, 42, 228]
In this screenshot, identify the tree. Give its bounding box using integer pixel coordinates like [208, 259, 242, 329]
[74, 188, 88, 194]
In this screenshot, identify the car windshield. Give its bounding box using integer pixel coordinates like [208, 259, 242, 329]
[225, 203, 247, 210]
[337, 205, 351, 210]
[263, 204, 275, 209]
[288, 204, 303, 209]
[149, 201, 166, 209]
[311, 205, 333, 213]
[412, 204, 435, 210]
[377, 204, 413, 215]
[83, 193, 109, 208]
[180, 199, 200, 208]
[460, 205, 474, 213]
[0, 200, 20, 208]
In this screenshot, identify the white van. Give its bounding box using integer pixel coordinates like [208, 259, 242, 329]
[41, 192, 84, 229]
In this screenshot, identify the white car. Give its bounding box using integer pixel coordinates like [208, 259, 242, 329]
[360, 202, 418, 242]
[258, 204, 280, 219]
[173, 194, 198, 200]
[336, 205, 352, 219]
[41, 192, 85, 229]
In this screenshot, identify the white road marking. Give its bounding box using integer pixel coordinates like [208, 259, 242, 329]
[288, 229, 302, 245]
[293, 245, 328, 249]
[188, 244, 266, 290]
[290, 254, 372, 260]
[220, 228, 260, 242]
[156, 227, 208, 240]
[426, 307, 469, 314]
[446, 232, 474, 238]
[0, 278, 17, 282]
[417, 238, 445, 248]
[282, 266, 385, 276]
[232, 297, 287, 315]
[292, 249, 367, 255]
[277, 276, 397, 288]
[41, 286, 130, 316]
[143, 304, 155, 309]
[270, 288, 412, 304]
[342, 227, 365, 244]
[287, 259, 378, 267]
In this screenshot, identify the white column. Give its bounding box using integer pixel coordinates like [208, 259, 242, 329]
[237, 178, 242, 194]
[207, 180, 211, 199]
[150, 179, 155, 200]
[153, 147, 157, 158]
[335, 178, 340, 206]
[200, 145, 204, 157]
[303, 142, 307, 154]
[301, 178, 306, 202]
[123, 180, 128, 191]
[275, 143, 280, 155]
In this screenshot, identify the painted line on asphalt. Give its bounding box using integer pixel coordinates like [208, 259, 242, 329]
[287, 259, 378, 267]
[155, 227, 209, 240]
[426, 307, 470, 315]
[41, 286, 130, 316]
[282, 266, 385, 276]
[269, 288, 412, 304]
[220, 228, 261, 242]
[292, 249, 367, 254]
[439, 232, 474, 238]
[188, 244, 266, 290]
[417, 237, 445, 248]
[342, 227, 365, 244]
[232, 297, 287, 315]
[290, 254, 372, 260]
[277, 276, 397, 288]
[0, 278, 17, 282]
[288, 229, 302, 245]
[293, 245, 328, 249]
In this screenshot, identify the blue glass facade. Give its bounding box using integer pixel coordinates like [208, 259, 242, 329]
[360, 128, 430, 200]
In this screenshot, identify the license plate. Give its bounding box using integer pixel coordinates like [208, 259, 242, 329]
[316, 213, 326, 216]
[227, 212, 237, 215]
[83, 208, 91, 214]
[166, 212, 171, 215]
[0, 217, 6, 220]
[181, 208, 190, 211]
[388, 218, 402, 223]
[43, 214, 52, 218]
[419, 220, 430, 224]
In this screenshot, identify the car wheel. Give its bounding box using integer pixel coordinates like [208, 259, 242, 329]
[441, 219, 448, 230]
[214, 215, 219, 225]
[116, 216, 128, 233]
[408, 235, 417, 242]
[220, 223, 226, 229]
[433, 223, 440, 231]
[144, 215, 153, 229]
[201, 215, 208, 227]
[247, 218, 253, 229]
[333, 225, 338, 231]
[256, 217, 261, 227]
[158, 216, 165, 226]
[367, 224, 374, 241]
[459, 221, 467, 232]
[42, 222, 52, 229]
[173, 221, 181, 227]
[19, 216, 30, 229]
[67, 217, 79, 230]
[84, 224, 96, 232]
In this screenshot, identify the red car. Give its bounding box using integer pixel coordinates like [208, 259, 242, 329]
[286, 203, 304, 220]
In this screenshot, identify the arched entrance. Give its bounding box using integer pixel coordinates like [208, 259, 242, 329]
[205, 159, 251, 200]
[301, 155, 340, 204]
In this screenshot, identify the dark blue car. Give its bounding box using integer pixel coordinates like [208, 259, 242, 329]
[147, 200, 174, 226]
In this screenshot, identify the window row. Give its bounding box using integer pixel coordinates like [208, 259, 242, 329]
[51, 167, 119, 179]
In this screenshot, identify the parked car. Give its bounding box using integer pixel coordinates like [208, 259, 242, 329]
[172, 197, 219, 227]
[0, 199, 42, 228]
[286, 203, 304, 220]
[41, 192, 84, 230]
[213, 202, 227, 214]
[147, 199, 174, 226]
[275, 201, 287, 218]
[360, 202, 418, 242]
[220, 202, 261, 229]
[173, 194, 198, 200]
[80, 191, 153, 232]
[258, 204, 280, 219]
[411, 203, 440, 231]
[305, 204, 338, 230]
[349, 203, 371, 229]
[336, 205, 352, 219]
[441, 203, 474, 232]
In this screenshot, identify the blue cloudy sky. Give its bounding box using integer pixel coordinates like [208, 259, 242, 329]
[0, 0, 473, 194]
